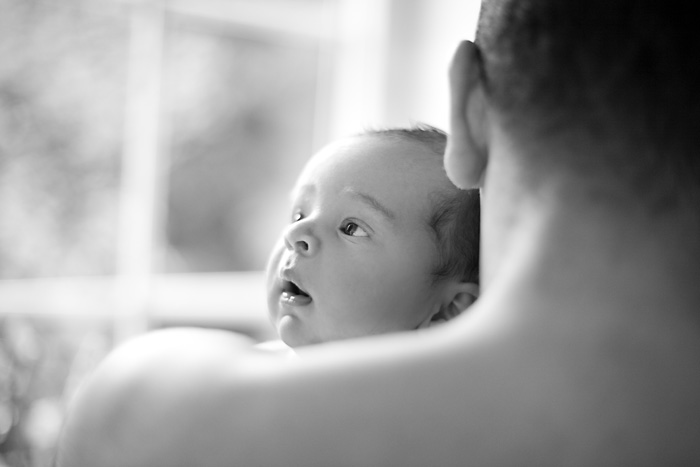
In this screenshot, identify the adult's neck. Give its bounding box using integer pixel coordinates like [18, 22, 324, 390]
[480, 146, 700, 329]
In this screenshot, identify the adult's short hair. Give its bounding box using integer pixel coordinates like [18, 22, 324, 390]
[476, 0, 700, 214]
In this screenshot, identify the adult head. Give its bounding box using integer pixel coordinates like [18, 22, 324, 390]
[445, 0, 700, 286]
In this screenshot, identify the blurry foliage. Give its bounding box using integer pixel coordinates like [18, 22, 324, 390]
[0, 0, 128, 278]
[0, 316, 112, 467]
[0, 0, 127, 465]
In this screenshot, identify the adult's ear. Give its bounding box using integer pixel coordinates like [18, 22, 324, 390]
[418, 282, 479, 328]
[444, 40, 489, 189]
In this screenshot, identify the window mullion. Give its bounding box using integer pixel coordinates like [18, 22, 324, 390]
[115, 1, 167, 342]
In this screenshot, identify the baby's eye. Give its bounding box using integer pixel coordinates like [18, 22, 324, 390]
[291, 211, 304, 223]
[340, 221, 369, 237]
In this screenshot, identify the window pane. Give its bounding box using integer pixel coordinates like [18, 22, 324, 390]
[162, 12, 319, 272]
[0, 0, 128, 279]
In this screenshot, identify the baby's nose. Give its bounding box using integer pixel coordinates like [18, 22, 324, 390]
[283, 221, 318, 255]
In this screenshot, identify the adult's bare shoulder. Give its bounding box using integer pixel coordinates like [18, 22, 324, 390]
[56, 328, 260, 467]
[57, 308, 700, 467]
[55, 318, 523, 467]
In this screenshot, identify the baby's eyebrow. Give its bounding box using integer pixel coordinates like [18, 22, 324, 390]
[344, 188, 396, 222]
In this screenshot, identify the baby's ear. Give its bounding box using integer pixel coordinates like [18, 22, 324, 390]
[419, 282, 479, 328]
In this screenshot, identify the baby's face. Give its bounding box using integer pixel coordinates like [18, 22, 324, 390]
[266, 135, 453, 347]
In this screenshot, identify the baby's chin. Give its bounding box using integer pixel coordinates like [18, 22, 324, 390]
[277, 315, 318, 348]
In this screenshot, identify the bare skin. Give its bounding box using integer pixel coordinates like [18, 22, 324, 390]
[57, 41, 700, 467]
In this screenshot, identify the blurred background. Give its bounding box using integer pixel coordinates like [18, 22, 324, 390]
[0, 0, 478, 465]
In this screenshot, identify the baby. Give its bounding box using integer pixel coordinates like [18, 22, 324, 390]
[265, 125, 480, 349]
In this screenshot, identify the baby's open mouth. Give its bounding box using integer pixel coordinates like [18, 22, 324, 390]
[283, 280, 310, 297]
[281, 279, 312, 305]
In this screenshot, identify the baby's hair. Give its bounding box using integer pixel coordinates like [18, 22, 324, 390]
[428, 187, 480, 285]
[362, 124, 449, 159]
[360, 124, 480, 285]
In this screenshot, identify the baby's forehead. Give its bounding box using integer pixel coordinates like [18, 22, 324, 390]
[294, 135, 455, 217]
[298, 135, 448, 191]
